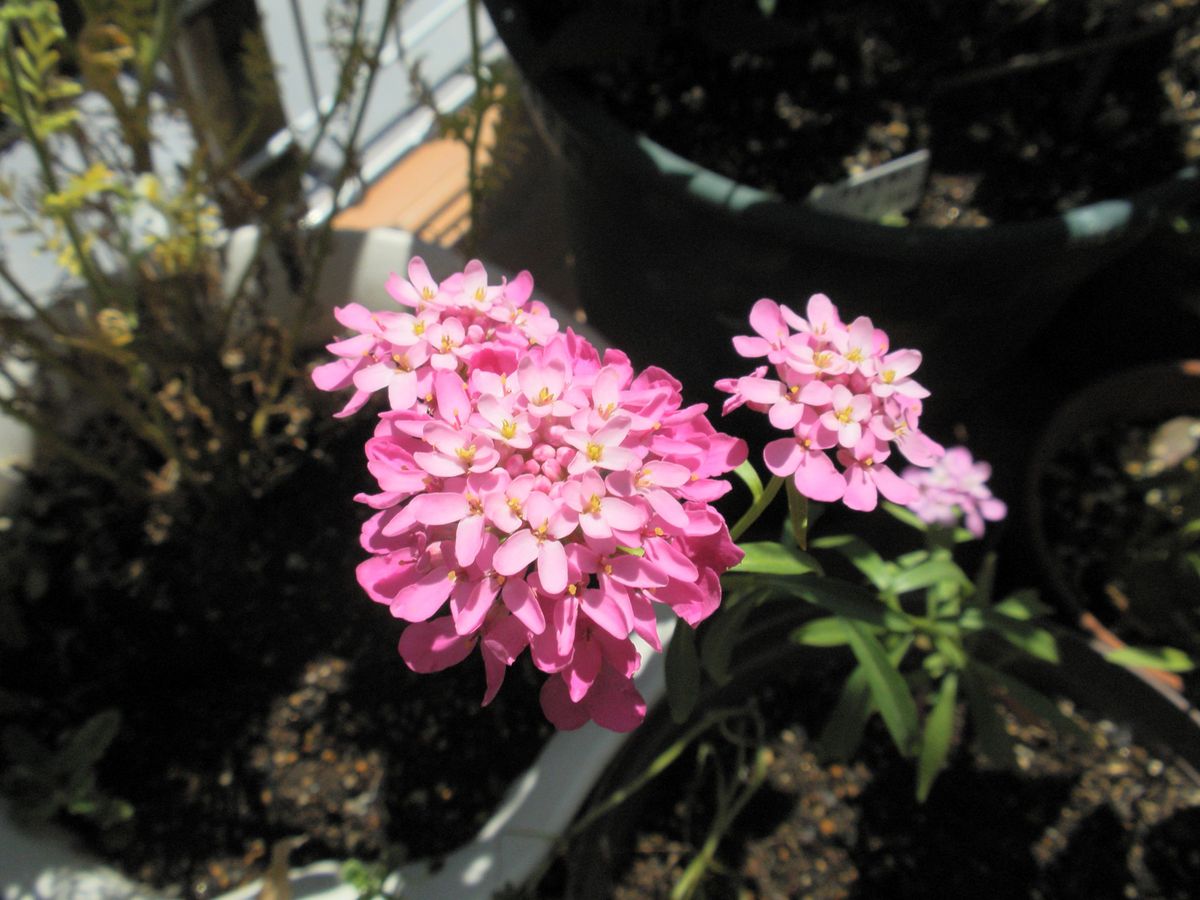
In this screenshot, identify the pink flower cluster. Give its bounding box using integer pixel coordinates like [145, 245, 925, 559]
[717, 294, 943, 511]
[314, 259, 746, 732]
[903, 446, 1007, 538]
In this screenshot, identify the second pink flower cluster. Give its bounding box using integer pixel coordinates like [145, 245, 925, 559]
[718, 296, 945, 510]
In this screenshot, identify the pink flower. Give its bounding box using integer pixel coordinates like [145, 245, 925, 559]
[718, 292, 942, 511]
[321, 260, 746, 732]
[903, 446, 1007, 537]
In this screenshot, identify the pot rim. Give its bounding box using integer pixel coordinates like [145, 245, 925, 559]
[483, 0, 1200, 262]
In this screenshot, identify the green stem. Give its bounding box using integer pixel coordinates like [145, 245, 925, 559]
[729, 474, 784, 542]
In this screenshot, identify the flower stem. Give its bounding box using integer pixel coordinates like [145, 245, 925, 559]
[729, 474, 784, 542]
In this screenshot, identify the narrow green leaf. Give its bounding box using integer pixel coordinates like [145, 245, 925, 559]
[786, 574, 913, 632]
[982, 613, 1059, 663]
[882, 501, 928, 531]
[991, 589, 1052, 621]
[57, 709, 121, 774]
[665, 624, 702, 724]
[916, 672, 958, 802]
[962, 667, 1015, 767]
[700, 600, 754, 686]
[1104, 645, 1196, 673]
[890, 559, 970, 595]
[816, 664, 872, 761]
[812, 534, 891, 589]
[972, 662, 1085, 738]
[972, 553, 997, 608]
[791, 616, 850, 647]
[839, 618, 920, 756]
[732, 459, 764, 503]
[731, 541, 819, 575]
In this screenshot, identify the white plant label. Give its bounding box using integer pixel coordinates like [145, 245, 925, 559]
[806, 149, 931, 221]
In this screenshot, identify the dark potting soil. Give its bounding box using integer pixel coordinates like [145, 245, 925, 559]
[1037, 416, 1200, 686]
[0, 412, 553, 897]
[524, 0, 1200, 226]
[605, 682, 1200, 899]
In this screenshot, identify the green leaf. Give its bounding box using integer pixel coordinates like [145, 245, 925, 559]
[839, 618, 920, 756]
[700, 600, 754, 686]
[811, 534, 891, 589]
[882, 501, 928, 531]
[991, 589, 1052, 621]
[971, 662, 1085, 739]
[665, 624, 702, 724]
[972, 553, 997, 608]
[57, 709, 121, 775]
[890, 559, 970, 596]
[1104, 645, 1196, 673]
[786, 574, 913, 632]
[792, 616, 851, 647]
[916, 672, 958, 802]
[982, 613, 1059, 663]
[757, 0, 778, 16]
[731, 541, 819, 575]
[732, 459, 764, 503]
[816, 665, 872, 761]
[962, 667, 1015, 767]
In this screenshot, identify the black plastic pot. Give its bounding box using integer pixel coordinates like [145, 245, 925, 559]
[484, 1, 1200, 413]
[561, 613, 1200, 899]
[1026, 360, 1200, 644]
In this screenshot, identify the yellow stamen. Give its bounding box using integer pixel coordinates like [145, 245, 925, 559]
[586, 494, 603, 515]
[536, 387, 555, 405]
[586, 442, 604, 463]
[507, 497, 523, 516]
[836, 406, 853, 425]
[654, 527, 664, 537]
[455, 444, 477, 463]
[421, 286, 435, 299]
[864, 457, 875, 467]
[598, 402, 616, 418]
[813, 351, 832, 368]
[882, 370, 895, 383]
[447, 570, 458, 582]
[413, 320, 426, 336]
[440, 335, 455, 352]
[500, 420, 518, 440]
[846, 348, 864, 363]
[474, 286, 487, 302]
[567, 584, 578, 596]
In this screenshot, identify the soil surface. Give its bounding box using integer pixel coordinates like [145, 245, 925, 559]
[0, 411, 553, 897]
[603, 682, 1200, 899]
[1037, 413, 1200, 701]
[526, 0, 1200, 225]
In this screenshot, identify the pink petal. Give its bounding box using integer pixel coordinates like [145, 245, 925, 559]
[585, 667, 647, 733]
[502, 577, 547, 634]
[539, 675, 591, 731]
[793, 451, 847, 502]
[872, 463, 919, 506]
[391, 567, 456, 622]
[398, 617, 473, 672]
[493, 529, 540, 577]
[566, 640, 601, 702]
[455, 515, 486, 567]
[843, 465, 879, 511]
[582, 587, 632, 639]
[450, 576, 499, 635]
[409, 492, 470, 526]
[763, 438, 804, 477]
[537, 539, 569, 595]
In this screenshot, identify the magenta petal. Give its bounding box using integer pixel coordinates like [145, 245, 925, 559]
[540, 676, 590, 731]
[502, 577, 547, 634]
[409, 492, 470, 526]
[398, 617, 473, 673]
[391, 567, 455, 622]
[566, 641, 601, 702]
[450, 577, 498, 636]
[555, 595, 578, 658]
[582, 588, 632, 639]
[455, 515, 486, 568]
[793, 451, 847, 502]
[536, 540, 569, 595]
[843, 466, 879, 511]
[763, 438, 803, 477]
[493, 530, 540, 577]
[482, 650, 506, 707]
[872, 463, 919, 506]
[585, 667, 647, 733]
